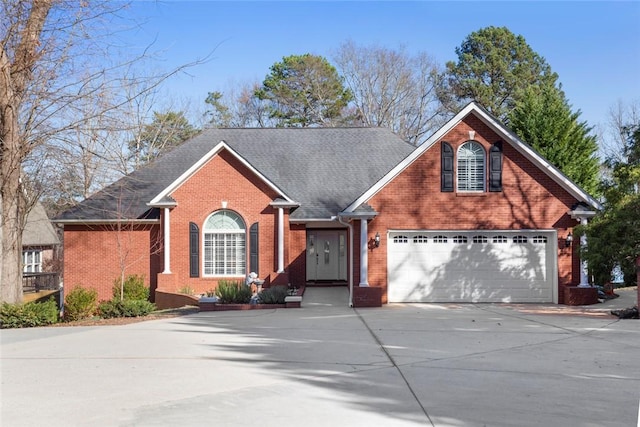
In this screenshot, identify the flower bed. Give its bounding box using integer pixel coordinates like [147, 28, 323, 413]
[199, 285, 305, 311]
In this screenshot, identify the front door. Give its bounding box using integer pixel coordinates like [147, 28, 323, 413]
[306, 230, 347, 281]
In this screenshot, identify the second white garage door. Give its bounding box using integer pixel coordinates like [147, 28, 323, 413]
[387, 230, 557, 303]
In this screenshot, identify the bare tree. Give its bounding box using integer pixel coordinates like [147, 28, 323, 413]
[333, 41, 448, 145]
[601, 99, 640, 164]
[1, 1, 208, 303]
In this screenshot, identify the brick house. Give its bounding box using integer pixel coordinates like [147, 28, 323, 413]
[55, 102, 601, 306]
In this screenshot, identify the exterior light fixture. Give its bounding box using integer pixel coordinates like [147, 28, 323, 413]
[565, 232, 573, 248]
[374, 232, 380, 248]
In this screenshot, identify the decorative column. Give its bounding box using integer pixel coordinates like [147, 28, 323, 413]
[163, 207, 171, 274]
[578, 217, 590, 287]
[359, 219, 369, 286]
[277, 207, 284, 273]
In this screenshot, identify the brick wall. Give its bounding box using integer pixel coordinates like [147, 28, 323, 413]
[63, 223, 161, 302]
[363, 114, 580, 303]
[158, 150, 286, 295]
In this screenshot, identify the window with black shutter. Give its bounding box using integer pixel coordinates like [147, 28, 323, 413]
[189, 222, 199, 277]
[489, 141, 503, 192]
[441, 141, 454, 192]
[250, 222, 259, 274]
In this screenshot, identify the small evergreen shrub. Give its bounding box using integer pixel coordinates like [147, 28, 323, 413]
[64, 287, 98, 321]
[258, 285, 289, 304]
[112, 274, 149, 301]
[177, 285, 195, 296]
[0, 298, 59, 329]
[215, 280, 252, 304]
[98, 299, 156, 318]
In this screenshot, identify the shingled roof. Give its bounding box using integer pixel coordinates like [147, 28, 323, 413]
[56, 127, 414, 221]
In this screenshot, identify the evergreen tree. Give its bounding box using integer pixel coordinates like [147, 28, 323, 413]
[444, 26, 558, 121]
[507, 85, 600, 195]
[255, 54, 352, 127]
[129, 111, 198, 166]
[581, 124, 640, 285]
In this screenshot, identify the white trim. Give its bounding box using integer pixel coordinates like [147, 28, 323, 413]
[344, 102, 602, 213]
[162, 208, 171, 274]
[53, 219, 160, 225]
[149, 141, 296, 206]
[359, 220, 369, 286]
[277, 207, 284, 273]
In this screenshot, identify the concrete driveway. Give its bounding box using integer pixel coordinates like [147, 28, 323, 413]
[1, 287, 639, 427]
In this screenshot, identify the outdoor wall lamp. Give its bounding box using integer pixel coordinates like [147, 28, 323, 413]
[374, 232, 380, 248]
[565, 232, 573, 248]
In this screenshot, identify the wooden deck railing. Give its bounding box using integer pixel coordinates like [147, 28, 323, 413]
[23, 272, 60, 293]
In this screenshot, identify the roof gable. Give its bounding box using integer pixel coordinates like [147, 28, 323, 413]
[23, 202, 59, 246]
[344, 102, 602, 212]
[149, 141, 295, 206]
[56, 127, 414, 221]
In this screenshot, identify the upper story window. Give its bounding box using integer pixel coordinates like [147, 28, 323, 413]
[22, 250, 42, 273]
[203, 210, 246, 276]
[457, 141, 485, 192]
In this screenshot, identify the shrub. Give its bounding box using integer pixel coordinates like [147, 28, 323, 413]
[0, 298, 59, 329]
[177, 285, 195, 296]
[112, 274, 149, 301]
[258, 285, 289, 304]
[64, 287, 98, 321]
[98, 299, 156, 319]
[215, 280, 252, 304]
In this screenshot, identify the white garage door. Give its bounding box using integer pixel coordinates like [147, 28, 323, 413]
[387, 230, 557, 303]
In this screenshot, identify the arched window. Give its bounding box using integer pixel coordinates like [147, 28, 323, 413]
[203, 210, 246, 276]
[457, 141, 485, 191]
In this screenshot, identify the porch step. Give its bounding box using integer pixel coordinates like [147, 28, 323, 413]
[302, 287, 349, 308]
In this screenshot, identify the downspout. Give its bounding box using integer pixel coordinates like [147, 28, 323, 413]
[337, 214, 354, 308]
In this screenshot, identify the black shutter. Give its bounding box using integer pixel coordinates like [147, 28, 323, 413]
[489, 141, 503, 192]
[441, 141, 454, 192]
[250, 222, 259, 274]
[189, 222, 199, 277]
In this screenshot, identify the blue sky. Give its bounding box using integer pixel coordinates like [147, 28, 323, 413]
[127, 1, 640, 130]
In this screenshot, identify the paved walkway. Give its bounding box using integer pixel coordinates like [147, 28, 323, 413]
[1, 287, 639, 427]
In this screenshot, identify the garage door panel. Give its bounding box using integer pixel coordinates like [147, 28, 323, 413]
[388, 231, 555, 303]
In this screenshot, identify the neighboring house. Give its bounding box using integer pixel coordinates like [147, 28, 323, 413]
[23, 201, 60, 273]
[55, 102, 601, 306]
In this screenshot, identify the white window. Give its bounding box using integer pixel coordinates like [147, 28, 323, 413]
[413, 235, 428, 244]
[532, 236, 547, 244]
[393, 235, 408, 244]
[473, 235, 488, 244]
[492, 235, 508, 243]
[453, 235, 468, 244]
[513, 235, 528, 244]
[22, 250, 42, 273]
[433, 235, 448, 243]
[203, 210, 246, 276]
[457, 141, 485, 192]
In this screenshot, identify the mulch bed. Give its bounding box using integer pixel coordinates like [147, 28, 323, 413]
[50, 306, 200, 327]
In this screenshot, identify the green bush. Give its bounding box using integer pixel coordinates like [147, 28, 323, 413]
[112, 274, 149, 301]
[98, 299, 156, 318]
[177, 285, 195, 296]
[0, 298, 59, 329]
[258, 285, 289, 304]
[64, 287, 98, 321]
[215, 280, 252, 304]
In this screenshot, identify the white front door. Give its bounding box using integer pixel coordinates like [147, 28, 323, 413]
[306, 230, 347, 281]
